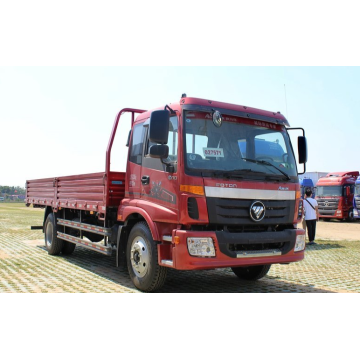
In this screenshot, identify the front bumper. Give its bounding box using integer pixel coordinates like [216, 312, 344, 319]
[319, 209, 345, 219]
[171, 228, 305, 270]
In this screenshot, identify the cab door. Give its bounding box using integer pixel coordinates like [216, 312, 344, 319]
[140, 116, 179, 218]
[126, 122, 145, 200]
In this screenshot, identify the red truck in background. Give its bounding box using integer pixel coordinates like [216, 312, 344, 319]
[26, 95, 308, 292]
[316, 171, 359, 221]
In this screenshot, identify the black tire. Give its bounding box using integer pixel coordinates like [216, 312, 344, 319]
[44, 213, 63, 255]
[126, 222, 167, 292]
[347, 208, 355, 222]
[84, 232, 104, 243]
[231, 264, 271, 281]
[83, 218, 104, 242]
[62, 241, 76, 255]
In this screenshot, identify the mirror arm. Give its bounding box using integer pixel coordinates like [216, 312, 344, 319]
[287, 127, 305, 136]
[164, 105, 176, 115]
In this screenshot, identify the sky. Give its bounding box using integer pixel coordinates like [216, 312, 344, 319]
[1, 66, 359, 186]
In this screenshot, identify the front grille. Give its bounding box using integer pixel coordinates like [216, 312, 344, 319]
[229, 242, 284, 252]
[355, 198, 360, 209]
[207, 198, 294, 226]
[225, 225, 269, 233]
[215, 228, 297, 257]
[319, 210, 336, 216]
[317, 198, 339, 215]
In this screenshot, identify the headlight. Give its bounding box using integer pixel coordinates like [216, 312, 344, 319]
[294, 234, 305, 252]
[187, 237, 216, 257]
[354, 209, 359, 216]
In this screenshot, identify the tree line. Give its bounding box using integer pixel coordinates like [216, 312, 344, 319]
[0, 186, 26, 195]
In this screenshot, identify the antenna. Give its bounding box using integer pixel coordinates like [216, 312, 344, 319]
[284, 84, 288, 118]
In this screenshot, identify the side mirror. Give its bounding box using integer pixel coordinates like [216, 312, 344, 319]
[298, 136, 307, 164]
[149, 144, 169, 159]
[149, 110, 169, 144]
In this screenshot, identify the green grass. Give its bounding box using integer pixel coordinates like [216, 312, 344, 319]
[0, 202, 43, 232]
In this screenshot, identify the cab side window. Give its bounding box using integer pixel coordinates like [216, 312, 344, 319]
[167, 116, 178, 162]
[129, 123, 144, 165]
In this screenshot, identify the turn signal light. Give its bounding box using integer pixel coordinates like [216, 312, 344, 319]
[180, 185, 205, 196]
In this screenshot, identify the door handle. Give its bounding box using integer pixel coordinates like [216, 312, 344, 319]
[141, 175, 150, 185]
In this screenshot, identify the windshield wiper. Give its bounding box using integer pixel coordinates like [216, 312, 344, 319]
[242, 158, 291, 181]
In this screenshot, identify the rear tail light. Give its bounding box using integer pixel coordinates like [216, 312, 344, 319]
[297, 199, 304, 221]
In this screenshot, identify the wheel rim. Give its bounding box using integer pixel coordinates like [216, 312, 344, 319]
[130, 236, 150, 278]
[45, 221, 53, 247]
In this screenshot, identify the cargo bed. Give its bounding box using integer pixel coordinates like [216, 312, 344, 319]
[26, 171, 126, 211]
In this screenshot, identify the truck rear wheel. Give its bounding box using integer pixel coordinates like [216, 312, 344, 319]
[62, 240, 76, 255]
[231, 264, 271, 281]
[126, 222, 167, 292]
[45, 213, 63, 255]
[83, 218, 104, 242]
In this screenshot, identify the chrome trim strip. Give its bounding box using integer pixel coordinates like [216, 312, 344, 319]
[162, 236, 172, 242]
[57, 219, 112, 236]
[205, 187, 295, 200]
[236, 249, 282, 258]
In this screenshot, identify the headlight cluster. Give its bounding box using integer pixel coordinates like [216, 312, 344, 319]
[187, 237, 216, 257]
[294, 234, 305, 252]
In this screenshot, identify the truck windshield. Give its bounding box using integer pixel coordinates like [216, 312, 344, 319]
[316, 186, 342, 196]
[184, 110, 297, 179]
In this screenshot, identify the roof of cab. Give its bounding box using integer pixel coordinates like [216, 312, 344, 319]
[326, 171, 359, 178]
[135, 96, 289, 125]
[316, 171, 359, 186]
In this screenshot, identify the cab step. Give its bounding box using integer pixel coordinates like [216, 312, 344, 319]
[57, 231, 113, 256]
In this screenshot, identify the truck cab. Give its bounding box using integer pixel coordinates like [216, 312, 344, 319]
[316, 171, 359, 221]
[120, 97, 307, 289]
[353, 176, 360, 220]
[300, 178, 315, 199]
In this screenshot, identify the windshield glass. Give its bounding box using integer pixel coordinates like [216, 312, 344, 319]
[355, 184, 360, 196]
[184, 111, 297, 179]
[316, 186, 342, 196]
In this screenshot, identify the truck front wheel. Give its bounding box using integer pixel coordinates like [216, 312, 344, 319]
[44, 213, 63, 255]
[231, 264, 271, 281]
[347, 208, 355, 222]
[126, 222, 167, 292]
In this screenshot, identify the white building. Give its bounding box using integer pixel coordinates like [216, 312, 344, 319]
[300, 171, 328, 185]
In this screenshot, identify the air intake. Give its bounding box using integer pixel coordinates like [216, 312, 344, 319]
[188, 197, 199, 220]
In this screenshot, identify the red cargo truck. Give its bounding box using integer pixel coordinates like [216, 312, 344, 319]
[26, 95, 307, 292]
[316, 171, 359, 221]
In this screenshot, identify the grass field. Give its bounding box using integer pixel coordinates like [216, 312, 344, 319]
[1, 202, 360, 293]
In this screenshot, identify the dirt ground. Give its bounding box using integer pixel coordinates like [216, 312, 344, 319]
[303, 219, 360, 241]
